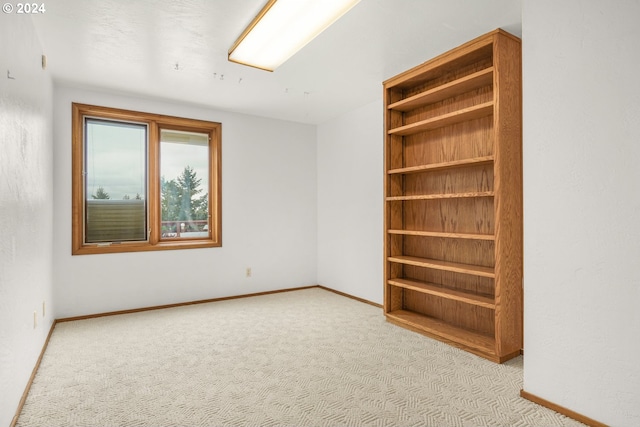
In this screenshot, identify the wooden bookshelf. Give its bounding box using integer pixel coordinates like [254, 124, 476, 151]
[383, 29, 522, 363]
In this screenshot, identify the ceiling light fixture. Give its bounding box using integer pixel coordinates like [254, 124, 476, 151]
[228, 0, 361, 72]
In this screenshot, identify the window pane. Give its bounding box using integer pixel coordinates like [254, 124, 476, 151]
[85, 119, 147, 243]
[160, 129, 209, 239]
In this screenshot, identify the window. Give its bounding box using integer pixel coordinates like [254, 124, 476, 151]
[72, 103, 221, 255]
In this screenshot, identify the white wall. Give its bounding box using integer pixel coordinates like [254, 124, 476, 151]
[7, 4, 639, 425]
[317, 100, 383, 304]
[522, 1, 640, 425]
[53, 86, 318, 318]
[0, 15, 54, 427]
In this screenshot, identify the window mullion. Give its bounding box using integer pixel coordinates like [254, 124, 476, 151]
[148, 123, 160, 245]
[210, 128, 221, 243]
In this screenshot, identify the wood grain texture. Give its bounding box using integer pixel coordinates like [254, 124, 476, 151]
[492, 31, 523, 356]
[386, 309, 495, 353]
[403, 197, 494, 235]
[383, 29, 522, 363]
[403, 116, 494, 168]
[388, 278, 495, 308]
[383, 34, 494, 89]
[403, 235, 495, 268]
[402, 292, 495, 335]
[388, 255, 495, 278]
[387, 229, 495, 240]
[385, 314, 519, 363]
[387, 191, 494, 201]
[403, 87, 493, 129]
[402, 163, 493, 197]
[388, 156, 493, 175]
[388, 68, 494, 112]
[402, 265, 495, 298]
[389, 103, 493, 136]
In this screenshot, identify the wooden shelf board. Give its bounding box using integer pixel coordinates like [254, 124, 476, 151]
[388, 278, 495, 308]
[388, 102, 494, 136]
[388, 68, 494, 112]
[386, 191, 494, 201]
[388, 255, 495, 278]
[386, 309, 496, 354]
[388, 156, 494, 175]
[387, 229, 495, 241]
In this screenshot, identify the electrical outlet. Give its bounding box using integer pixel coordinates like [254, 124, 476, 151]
[33, 311, 37, 329]
[246, 267, 252, 278]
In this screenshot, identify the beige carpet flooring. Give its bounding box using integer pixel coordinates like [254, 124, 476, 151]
[17, 288, 584, 426]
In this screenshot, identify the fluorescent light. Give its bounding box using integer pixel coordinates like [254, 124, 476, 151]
[228, 0, 361, 71]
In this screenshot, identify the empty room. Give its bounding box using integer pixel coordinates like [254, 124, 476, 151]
[1, 0, 638, 426]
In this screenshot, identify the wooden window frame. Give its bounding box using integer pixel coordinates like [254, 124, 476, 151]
[72, 103, 222, 255]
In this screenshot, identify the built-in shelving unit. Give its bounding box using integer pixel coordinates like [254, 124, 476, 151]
[383, 29, 523, 363]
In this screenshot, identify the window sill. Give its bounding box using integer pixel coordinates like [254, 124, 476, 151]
[72, 239, 221, 255]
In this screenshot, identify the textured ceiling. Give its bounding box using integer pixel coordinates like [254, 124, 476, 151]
[30, 0, 522, 124]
